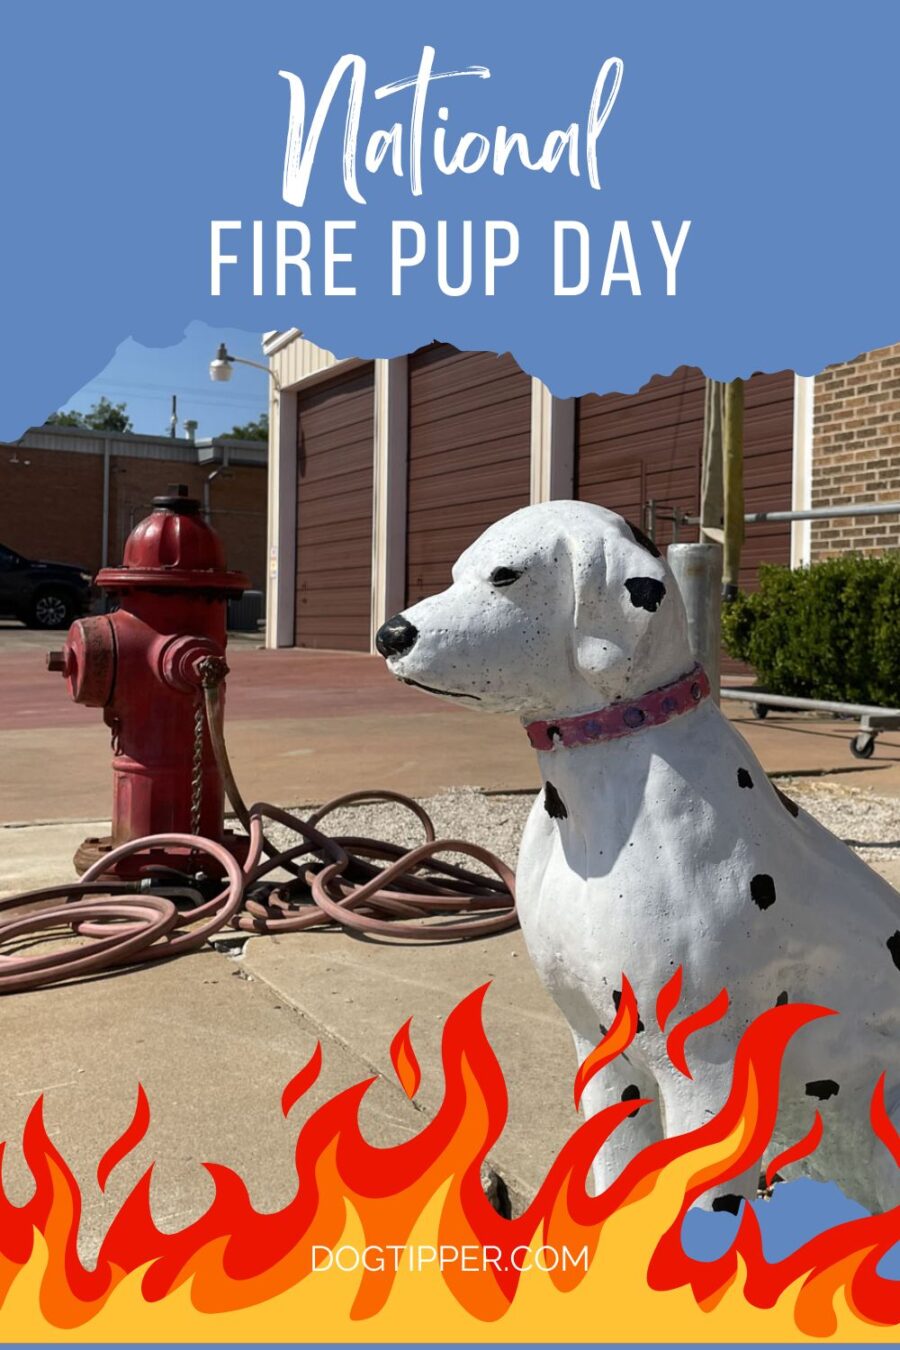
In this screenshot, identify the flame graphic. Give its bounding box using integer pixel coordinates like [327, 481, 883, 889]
[0, 980, 897, 1342]
[390, 1018, 422, 1100]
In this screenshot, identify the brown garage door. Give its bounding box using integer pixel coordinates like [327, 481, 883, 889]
[406, 345, 532, 603]
[741, 371, 796, 587]
[575, 367, 794, 592]
[295, 364, 374, 650]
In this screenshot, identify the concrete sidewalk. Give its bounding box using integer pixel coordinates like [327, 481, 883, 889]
[0, 916, 571, 1252]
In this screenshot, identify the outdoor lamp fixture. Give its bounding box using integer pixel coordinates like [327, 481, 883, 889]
[209, 342, 281, 390]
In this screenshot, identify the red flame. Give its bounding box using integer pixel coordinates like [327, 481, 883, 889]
[872, 1073, 900, 1167]
[655, 964, 683, 1032]
[666, 985, 730, 1079]
[96, 1084, 149, 1192]
[765, 1110, 823, 1190]
[281, 1042, 323, 1117]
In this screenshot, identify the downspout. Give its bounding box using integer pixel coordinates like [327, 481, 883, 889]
[101, 437, 111, 567]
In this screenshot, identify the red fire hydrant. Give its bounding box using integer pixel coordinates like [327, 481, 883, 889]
[47, 485, 249, 878]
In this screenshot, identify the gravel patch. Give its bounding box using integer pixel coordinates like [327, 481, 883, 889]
[263, 788, 532, 875]
[777, 779, 900, 862]
[261, 780, 900, 870]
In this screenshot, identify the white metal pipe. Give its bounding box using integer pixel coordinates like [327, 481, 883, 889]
[720, 687, 900, 719]
[682, 500, 900, 526]
[101, 439, 111, 567]
[667, 542, 723, 702]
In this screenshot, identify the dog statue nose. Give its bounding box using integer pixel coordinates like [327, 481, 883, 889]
[375, 614, 419, 659]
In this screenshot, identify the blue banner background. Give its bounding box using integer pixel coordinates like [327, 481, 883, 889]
[2, 1, 899, 439]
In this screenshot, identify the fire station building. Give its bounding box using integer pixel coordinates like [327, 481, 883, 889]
[263, 330, 900, 654]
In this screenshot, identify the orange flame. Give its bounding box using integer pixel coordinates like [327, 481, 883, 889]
[0, 981, 897, 1340]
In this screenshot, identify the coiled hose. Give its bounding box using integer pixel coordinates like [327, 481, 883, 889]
[0, 678, 517, 994]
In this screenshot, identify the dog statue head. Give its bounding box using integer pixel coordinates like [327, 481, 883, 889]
[376, 500, 693, 721]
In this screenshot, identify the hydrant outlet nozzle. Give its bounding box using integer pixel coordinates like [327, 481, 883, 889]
[158, 635, 225, 694]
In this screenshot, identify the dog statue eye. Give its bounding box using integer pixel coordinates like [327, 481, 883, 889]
[490, 566, 523, 588]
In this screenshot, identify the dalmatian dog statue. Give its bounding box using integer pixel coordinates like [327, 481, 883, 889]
[376, 499, 900, 1214]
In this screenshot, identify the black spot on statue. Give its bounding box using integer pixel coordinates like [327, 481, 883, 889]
[612, 988, 645, 1032]
[625, 577, 667, 613]
[712, 1194, 743, 1215]
[887, 931, 900, 971]
[806, 1079, 840, 1101]
[750, 873, 777, 910]
[775, 991, 789, 1006]
[625, 520, 661, 558]
[544, 782, 568, 820]
[776, 787, 800, 818]
[737, 767, 754, 789]
[621, 1084, 642, 1119]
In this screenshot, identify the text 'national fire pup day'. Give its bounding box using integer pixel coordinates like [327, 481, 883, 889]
[210, 47, 692, 299]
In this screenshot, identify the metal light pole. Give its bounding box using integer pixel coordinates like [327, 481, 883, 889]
[667, 542, 723, 702]
[209, 342, 281, 390]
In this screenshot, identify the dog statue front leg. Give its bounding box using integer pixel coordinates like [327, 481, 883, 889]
[570, 1029, 665, 1197]
[659, 1063, 761, 1214]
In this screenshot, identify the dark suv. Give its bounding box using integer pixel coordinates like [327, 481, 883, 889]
[0, 543, 93, 628]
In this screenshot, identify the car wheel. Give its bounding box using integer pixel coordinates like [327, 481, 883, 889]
[27, 589, 74, 629]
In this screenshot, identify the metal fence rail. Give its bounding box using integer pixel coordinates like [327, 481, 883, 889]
[656, 496, 900, 759]
[648, 498, 900, 542]
[683, 501, 900, 527]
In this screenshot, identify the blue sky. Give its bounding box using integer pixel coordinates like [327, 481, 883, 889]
[56, 322, 270, 438]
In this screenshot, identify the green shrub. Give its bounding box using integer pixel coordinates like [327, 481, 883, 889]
[721, 554, 900, 704]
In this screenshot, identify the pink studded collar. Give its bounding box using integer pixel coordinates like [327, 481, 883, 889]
[524, 665, 711, 752]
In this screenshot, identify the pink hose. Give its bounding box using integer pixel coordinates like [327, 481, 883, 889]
[0, 704, 517, 993]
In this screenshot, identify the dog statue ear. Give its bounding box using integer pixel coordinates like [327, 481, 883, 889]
[568, 518, 692, 700]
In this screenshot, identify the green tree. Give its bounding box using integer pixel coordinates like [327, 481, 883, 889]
[223, 412, 269, 441]
[46, 396, 133, 433]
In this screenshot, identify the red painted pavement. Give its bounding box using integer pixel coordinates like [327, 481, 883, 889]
[0, 646, 460, 731]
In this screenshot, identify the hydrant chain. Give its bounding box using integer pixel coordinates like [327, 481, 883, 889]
[190, 694, 205, 837]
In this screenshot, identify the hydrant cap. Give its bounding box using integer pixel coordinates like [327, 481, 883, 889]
[96, 484, 249, 595]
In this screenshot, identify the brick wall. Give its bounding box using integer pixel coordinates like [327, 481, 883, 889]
[0, 446, 103, 571]
[811, 344, 900, 559]
[0, 445, 267, 589]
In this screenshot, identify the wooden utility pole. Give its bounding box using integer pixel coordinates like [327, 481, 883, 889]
[722, 378, 745, 600]
[700, 380, 725, 540]
[700, 377, 744, 599]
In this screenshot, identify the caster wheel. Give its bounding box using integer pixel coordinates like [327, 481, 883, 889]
[752, 703, 769, 720]
[850, 733, 876, 760]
